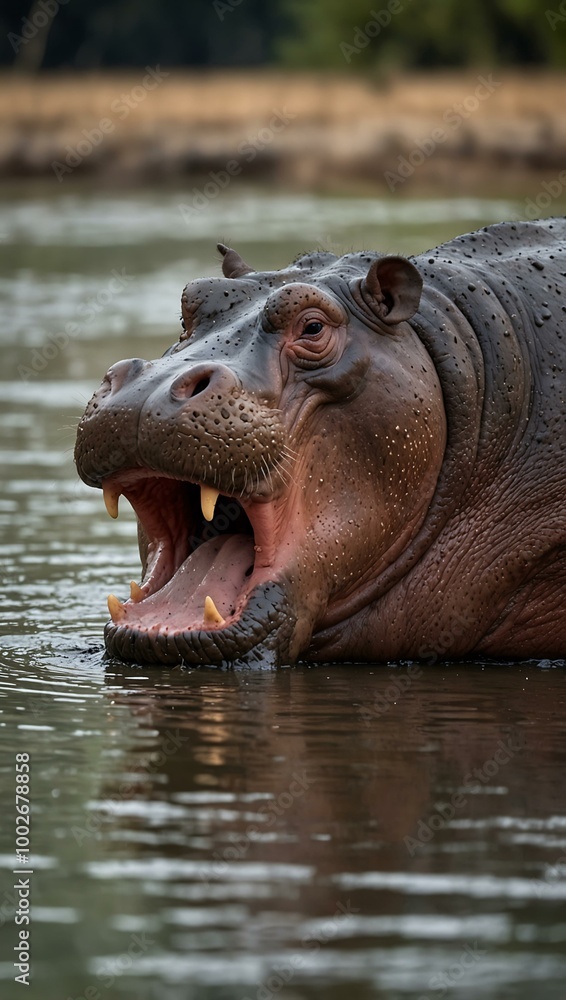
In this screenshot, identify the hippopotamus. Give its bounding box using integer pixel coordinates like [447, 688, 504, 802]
[75, 218, 566, 667]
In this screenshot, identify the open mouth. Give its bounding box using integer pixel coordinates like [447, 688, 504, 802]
[101, 468, 287, 665]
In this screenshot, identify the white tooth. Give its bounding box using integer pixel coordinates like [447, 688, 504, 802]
[203, 595, 225, 626]
[103, 486, 120, 519]
[130, 581, 144, 603]
[201, 485, 220, 522]
[107, 594, 126, 622]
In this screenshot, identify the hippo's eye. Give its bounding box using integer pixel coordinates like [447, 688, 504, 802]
[179, 315, 191, 342]
[302, 320, 324, 338]
[289, 312, 341, 369]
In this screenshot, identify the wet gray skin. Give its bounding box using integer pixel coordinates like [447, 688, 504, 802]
[75, 220, 566, 666]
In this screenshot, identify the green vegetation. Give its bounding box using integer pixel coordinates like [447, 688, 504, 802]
[280, 0, 566, 70]
[2, 0, 565, 70]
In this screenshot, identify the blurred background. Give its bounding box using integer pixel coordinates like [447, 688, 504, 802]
[0, 0, 565, 192]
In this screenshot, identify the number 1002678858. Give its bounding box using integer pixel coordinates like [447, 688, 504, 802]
[15, 753, 30, 856]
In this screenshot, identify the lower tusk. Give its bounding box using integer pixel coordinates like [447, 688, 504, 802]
[201, 485, 220, 522]
[130, 581, 144, 603]
[103, 486, 120, 519]
[107, 594, 126, 622]
[204, 595, 225, 626]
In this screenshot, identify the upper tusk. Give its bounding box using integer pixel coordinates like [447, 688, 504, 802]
[103, 486, 120, 519]
[201, 485, 220, 522]
[107, 594, 126, 622]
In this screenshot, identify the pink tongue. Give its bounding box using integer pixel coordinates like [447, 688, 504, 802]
[130, 534, 255, 631]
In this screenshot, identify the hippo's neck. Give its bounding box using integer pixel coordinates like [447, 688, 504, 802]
[335, 271, 531, 616]
[412, 269, 532, 539]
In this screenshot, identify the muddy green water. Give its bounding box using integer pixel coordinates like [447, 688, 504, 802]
[0, 186, 565, 1000]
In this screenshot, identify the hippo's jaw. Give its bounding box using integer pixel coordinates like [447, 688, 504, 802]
[103, 469, 308, 664]
[102, 469, 300, 666]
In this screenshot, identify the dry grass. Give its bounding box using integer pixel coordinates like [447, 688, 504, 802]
[1, 68, 564, 125]
[0, 69, 564, 188]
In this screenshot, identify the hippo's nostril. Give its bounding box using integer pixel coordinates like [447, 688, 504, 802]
[105, 358, 148, 394]
[190, 376, 211, 398]
[169, 364, 238, 403]
[170, 369, 217, 401]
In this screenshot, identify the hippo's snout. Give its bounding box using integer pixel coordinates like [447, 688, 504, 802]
[76, 346, 288, 498]
[75, 339, 297, 667]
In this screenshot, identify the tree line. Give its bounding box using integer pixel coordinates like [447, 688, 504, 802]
[2, 0, 564, 71]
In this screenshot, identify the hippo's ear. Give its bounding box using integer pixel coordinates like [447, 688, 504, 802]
[217, 243, 254, 278]
[361, 256, 423, 325]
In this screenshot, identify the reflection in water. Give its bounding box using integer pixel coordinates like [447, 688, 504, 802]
[0, 187, 565, 999]
[74, 662, 566, 999]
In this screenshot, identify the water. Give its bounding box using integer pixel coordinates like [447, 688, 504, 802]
[1, 184, 566, 1000]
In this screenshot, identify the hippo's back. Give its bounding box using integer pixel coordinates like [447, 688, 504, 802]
[412, 217, 566, 438]
[414, 217, 566, 347]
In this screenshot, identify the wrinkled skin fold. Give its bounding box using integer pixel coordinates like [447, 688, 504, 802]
[75, 221, 566, 666]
